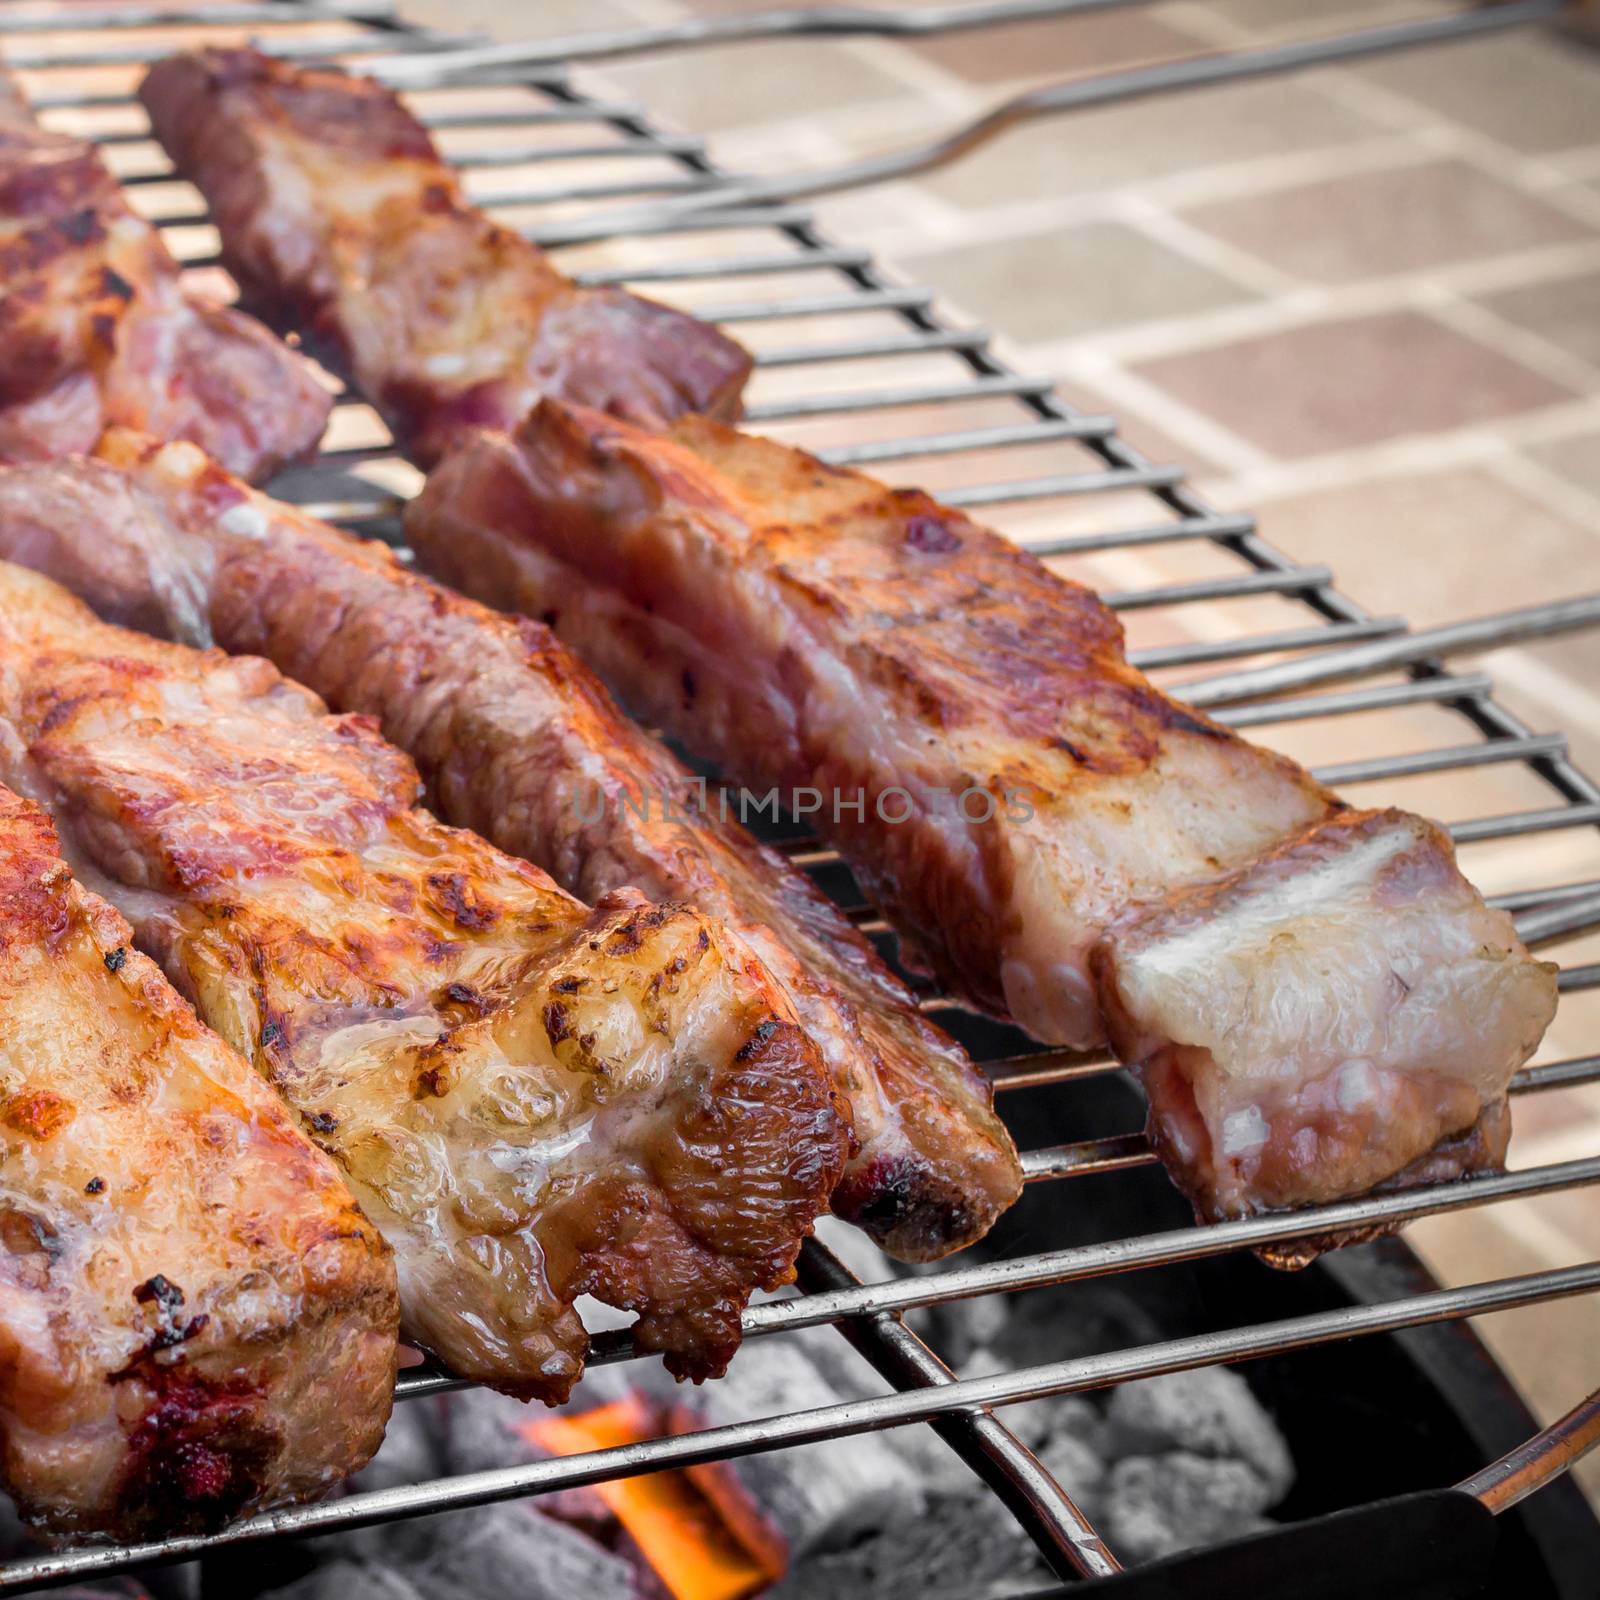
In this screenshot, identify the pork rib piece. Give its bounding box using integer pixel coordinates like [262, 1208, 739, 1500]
[1094, 809, 1555, 1252]
[137, 48, 752, 469]
[0, 70, 329, 477]
[404, 400, 1557, 1235]
[0, 785, 396, 1540]
[406, 400, 1334, 1052]
[0, 432, 1018, 1261]
[0, 562, 846, 1401]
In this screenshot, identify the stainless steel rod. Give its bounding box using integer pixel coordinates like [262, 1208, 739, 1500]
[1132, 617, 1408, 671]
[796, 1237, 1118, 1581]
[1213, 673, 1495, 728]
[367, 0, 1136, 80]
[1462, 1386, 1600, 1512]
[0, 1, 395, 29]
[1183, 595, 1600, 708]
[525, 1, 1572, 246]
[9, 1261, 1596, 1591]
[1313, 732, 1568, 788]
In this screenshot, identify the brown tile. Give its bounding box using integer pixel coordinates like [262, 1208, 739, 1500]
[593, 40, 915, 134]
[1132, 311, 1577, 458]
[1355, 33, 1600, 154]
[1475, 270, 1600, 376]
[1527, 429, 1600, 503]
[901, 220, 1255, 344]
[1181, 160, 1593, 284]
[1239, 466, 1600, 627]
[1053, 377, 1230, 476]
[924, 79, 1383, 208]
[907, 11, 1206, 86]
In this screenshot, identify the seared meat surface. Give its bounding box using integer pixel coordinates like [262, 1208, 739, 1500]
[0, 786, 396, 1540]
[0, 562, 846, 1400]
[405, 400, 1557, 1238]
[0, 72, 329, 477]
[138, 48, 752, 468]
[406, 401, 1332, 1051]
[1094, 809, 1555, 1247]
[0, 434, 1019, 1261]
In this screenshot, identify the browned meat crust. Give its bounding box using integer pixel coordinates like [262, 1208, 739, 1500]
[403, 399, 1332, 1051]
[0, 70, 330, 478]
[0, 434, 1020, 1262]
[0, 562, 846, 1401]
[0, 786, 397, 1540]
[403, 402, 1557, 1252]
[137, 48, 752, 468]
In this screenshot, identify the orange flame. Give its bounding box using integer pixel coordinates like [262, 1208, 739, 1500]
[523, 1396, 787, 1600]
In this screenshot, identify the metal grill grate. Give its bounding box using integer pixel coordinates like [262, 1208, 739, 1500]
[3, 1, 1600, 1590]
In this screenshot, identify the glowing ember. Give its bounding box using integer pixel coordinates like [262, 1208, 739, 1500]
[523, 1397, 787, 1600]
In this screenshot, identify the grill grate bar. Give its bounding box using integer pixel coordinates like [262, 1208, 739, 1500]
[0, 2, 397, 30]
[1213, 673, 1495, 728]
[754, 328, 992, 367]
[1133, 617, 1409, 670]
[795, 1237, 1115, 1581]
[4, 1, 1599, 1589]
[573, 246, 874, 285]
[1, 30, 477, 70]
[11, 1261, 1598, 1593]
[1311, 732, 1569, 788]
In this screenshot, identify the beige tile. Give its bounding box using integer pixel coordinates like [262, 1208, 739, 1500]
[402, 0, 640, 37]
[899, 220, 1256, 344]
[1240, 466, 1599, 627]
[923, 78, 1383, 209]
[1527, 429, 1600, 504]
[1181, 160, 1594, 284]
[1354, 32, 1600, 154]
[1132, 311, 1578, 458]
[1476, 270, 1600, 377]
[591, 40, 915, 134]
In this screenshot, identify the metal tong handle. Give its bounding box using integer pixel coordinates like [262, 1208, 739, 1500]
[461, 0, 1570, 248]
[1181, 594, 1600, 709]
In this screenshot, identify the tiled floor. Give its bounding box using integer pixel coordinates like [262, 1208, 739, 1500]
[409, 0, 1600, 1506]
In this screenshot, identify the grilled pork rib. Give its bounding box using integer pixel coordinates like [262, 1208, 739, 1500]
[1094, 809, 1555, 1250]
[0, 562, 846, 1401]
[0, 71, 329, 477]
[406, 401, 1334, 1051]
[137, 48, 753, 469]
[405, 401, 1558, 1234]
[0, 434, 1019, 1262]
[0, 786, 396, 1540]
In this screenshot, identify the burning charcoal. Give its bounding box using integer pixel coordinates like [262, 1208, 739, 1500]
[669, 1338, 925, 1557]
[260, 1560, 426, 1600]
[399, 1503, 646, 1600]
[767, 1483, 1030, 1600]
[439, 1386, 620, 1531]
[1101, 1453, 1277, 1563]
[1037, 1432, 1106, 1519]
[348, 1399, 448, 1493]
[1103, 1369, 1293, 1500]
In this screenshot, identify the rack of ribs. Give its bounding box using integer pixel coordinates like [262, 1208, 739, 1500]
[0, 785, 397, 1539]
[0, 70, 330, 476]
[0, 433, 1021, 1263]
[137, 47, 753, 469]
[0, 560, 846, 1400]
[403, 399, 1558, 1241]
